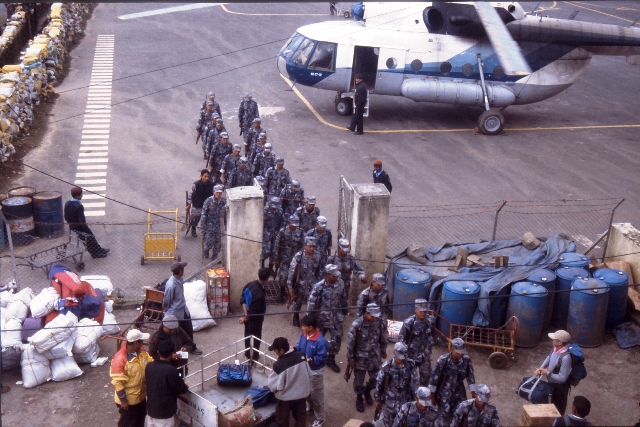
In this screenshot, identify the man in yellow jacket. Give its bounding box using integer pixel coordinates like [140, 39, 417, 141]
[110, 329, 153, 427]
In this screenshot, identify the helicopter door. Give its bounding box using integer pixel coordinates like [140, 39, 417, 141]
[352, 46, 379, 91]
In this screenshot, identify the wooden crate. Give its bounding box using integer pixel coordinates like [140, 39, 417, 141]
[343, 419, 365, 427]
[520, 404, 561, 426]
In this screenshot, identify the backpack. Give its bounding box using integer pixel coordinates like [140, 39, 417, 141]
[556, 343, 587, 387]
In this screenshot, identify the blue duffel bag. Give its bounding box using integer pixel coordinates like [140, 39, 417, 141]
[217, 364, 252, 387]
[243, 386, 276, 408]
[517, 376, 552, 404]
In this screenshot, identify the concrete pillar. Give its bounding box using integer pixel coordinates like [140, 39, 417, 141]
[605, 223, 640, 290]
[348, 183, 390, 305]
[225, 186, 264, 313]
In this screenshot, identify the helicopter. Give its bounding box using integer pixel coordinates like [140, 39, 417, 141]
[276, 2, 640, 134]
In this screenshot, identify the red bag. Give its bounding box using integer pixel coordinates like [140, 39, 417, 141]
[51, 271, 84, 299]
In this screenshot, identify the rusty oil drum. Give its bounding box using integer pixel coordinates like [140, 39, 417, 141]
[33, 191, 64, 238]
[8, 186, 37, 199]
[1, 196, 35, 246]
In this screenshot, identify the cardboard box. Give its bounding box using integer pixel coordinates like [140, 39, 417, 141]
[387, 319, 403, 342]
[520, 404, 561, 426]
[343, 419, 365, 427]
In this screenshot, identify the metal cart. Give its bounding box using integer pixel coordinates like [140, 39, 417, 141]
[23, 230, 87, 275]
[141, 208, 180, 265]
[434, 311, 518, 369]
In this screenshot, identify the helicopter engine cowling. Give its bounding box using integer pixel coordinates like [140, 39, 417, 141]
[401, 79, 516, 107]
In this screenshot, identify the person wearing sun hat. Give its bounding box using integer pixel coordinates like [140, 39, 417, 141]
[534, 330, 573, 415]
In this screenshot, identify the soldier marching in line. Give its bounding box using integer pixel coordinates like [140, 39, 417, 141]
[328, 238, 367, 304]
[306, 216, 332, 268]
[399, 298, 437, 387]
[307, 264, 347, 374]
[265, 157, 291, 197]
[287, 237, 322, 327]
[393, 387, 444, 427]
[451, 384, 500, 427]
[356, 273, 389, 321]
[274, 215, 305, 302]
[229, 157, 253, 188]
[262, 197, 285, 271]
[220, 144, 242, 187]
[186, 169, 214, 237]
[428, 338, 477, 425]
[248, 132, 269, 171]
[280, 179, 305, 217]
[196, 101, 215, 159]
[255, 176, 268, 205]
[253, 143, 276, 178]
[375, 342, 420, 427]
[296, 195, 320, 233]
[238, 93, 259, 145]
[205, 117, 225, 161]
[201, 91, 221, 116]
[208, 132, 233, 184]
[347, 303, 388, 413]
[198, 185, 227, 260]
[245, 117, 264, 157]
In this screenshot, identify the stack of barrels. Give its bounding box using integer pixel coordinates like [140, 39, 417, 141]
[0, 186, 64, 246]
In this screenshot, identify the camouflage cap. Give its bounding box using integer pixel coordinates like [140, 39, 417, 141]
[212, 112, 220, 118]
[291, 179, 300, 188]
[205, 100, 213, 106]
[252, 117, 261, 124]
[264, 142, 272, 151]
[477, 384, 491, 403]
[451, 337, 467, 354]
[220, 131, 229, 139]
[316, 216, 327, 226]
[288, 215, 300, 226]
[244, 92, 252, 100]
[256, 176, 265, 184]
[325, 264, 341, 277]
[239, 156, 248, 164]
[216, 119, 224, 125]
[259, 132, 267, 139]
[415, 298, 428, 311]
[416, 387, 431, 406]
[207, 91, 215, 97]
[307, 195, 316, 204]
[305, 236, 317, 247]
[372, 273, 386, 285]
[366, 303, 381, 318]
[270, 196, 280, 205]
[276, 156, 284, 164]
[338, 238, 350, 251]
[394, 341, 408, 359]
[233, 144, 242, 151]
[213, 184, 224, 193]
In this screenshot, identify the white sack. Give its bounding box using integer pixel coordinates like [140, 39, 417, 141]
[104, 300, 114, 313]
[29, 311, 77, 352]
[13, 287, 35, 306]
[72, 318, 102, 353]
[184, 280, 216, 331]
[2, 344, 23, 371]
[5, 299, 28, 322]
[2, 318, 23, 345]
[101, 311, 120, 335]
[80, 275, 113, 296]
[29, 287, 59, 318]
[41, 329, 76, 360]
[0, 291, 14, 308]
[51, 355, 82, 381]
[21, 344, 51, 388]
[73, 341, 99, 365]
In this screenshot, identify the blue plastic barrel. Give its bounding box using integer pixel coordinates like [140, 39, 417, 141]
[507, 281, 548, 347]
[488, 285, 511, 329]
[394, 269, 432, 321]
[33, 191, 64, 238]
[557, 252, 589, 268]
[594, 268, 630, 330]
[438, 281, 479, 335]
[568, 277, 609, 347]
[565, 241, 577, 252]
[552, 266, 589, 329]
[527, 268, 557, 330]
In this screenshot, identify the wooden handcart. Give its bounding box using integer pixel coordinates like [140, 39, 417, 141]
[141, 208, 180, 265]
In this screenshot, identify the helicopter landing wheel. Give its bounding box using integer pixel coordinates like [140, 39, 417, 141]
[477, 109, 505, 135]
[335, 97, 353, 116]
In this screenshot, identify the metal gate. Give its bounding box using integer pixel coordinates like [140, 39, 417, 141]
[337, 176, 354, 241]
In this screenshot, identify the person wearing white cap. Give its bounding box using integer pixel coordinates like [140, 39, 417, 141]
[534, 330, 573, 415]
[347, 303, 388, 413]
[429, 337, 477, 424]
[287, 236, 323, 326]
[238, 92, 259, 145]
[399, 298, 436, 387]
[451, 384, 500, 427]
[295, 195, 321, 233]
[306, 216, 332, 267]
[328, 238, 367, 303]
[199, 184, 227, 261]
[110, 329, 153, 427]
[375, 341, 419, 426]
[356, 273, 389, 321]
[220, 143, 242, 186]
[265, 156, 291, 197]
[393, 386, 443, 427]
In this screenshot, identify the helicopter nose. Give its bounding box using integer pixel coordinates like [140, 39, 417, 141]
[277, 56, 290, 79]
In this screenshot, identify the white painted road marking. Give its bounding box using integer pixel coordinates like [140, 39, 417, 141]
[118, 3, 225, 20]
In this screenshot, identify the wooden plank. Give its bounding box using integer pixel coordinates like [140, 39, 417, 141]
[522, 404, 561, 426]
[344, 419, 366, 427]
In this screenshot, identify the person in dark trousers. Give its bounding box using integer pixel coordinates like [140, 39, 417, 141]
[187, 169, 214, 237]
[267, 337, 312, 427]
[239, 268, 269, 361]
[534, 330, 573, 415]
[145, 339, 190, 427]
[372, 159, 393, 193]
[148, 314, 195, 377]
[553, 396, 593, 426]
[162, 261, 202, 355]
[348, 73, 367, 135]
[63, 187, 110, 258]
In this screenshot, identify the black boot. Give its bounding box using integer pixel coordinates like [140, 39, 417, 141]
[327, 354, 340, 373]
[363, 386, 373, 405]
[191, 226, 197, 237]
[355, 394, 364, 413]
[292, 313, 300, 327]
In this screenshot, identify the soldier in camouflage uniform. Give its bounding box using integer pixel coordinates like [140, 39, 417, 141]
[248, 132, 268, 171]
[356, 273, 389, 321]
[347, 303, 388, 413]
[208, 132, 233, 184]
[274, 215, 305, 302]
[230, 157, 253, 188]
[205, 118, 225, 161]
[451, 384, 499, 427]
[265, 156, 291, 197]
[306, 216, 332, 268]
[399, 299, 436, 387]
[255, 175, 268, 205]
[262, 197, 285, 270]
[280, 179, 305, 217]
[254, 142, 276, 178]
[393, 387, 444, 427]
[197, 101, 215, 159]
[287, 237, 322, 327]
[220, 144, 242, 187]
[428, 338, 477, 424]
[329, 238, 367, 303]
[238, 93, 259, 145]
[295, 195, 320, 233]
[201, 91, 221, 116]
[245, 117, 264, 157]
[307, 264, 347, 374]
[375, 342, 420, 427]
[198, 184, 227, 260]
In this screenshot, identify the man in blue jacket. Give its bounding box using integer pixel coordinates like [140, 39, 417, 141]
[295, 315, 329, 427]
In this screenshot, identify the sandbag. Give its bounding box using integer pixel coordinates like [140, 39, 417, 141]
[30, 287, 60, 318]
[73, 318, 102, 353]
[2, 318, 23, 345]
[51, 355, 82, 381]
[29, 311, 77, 352]
[13, 287, 35, 306]
[21, 344, 52, 388]
[5, 299, 28, 322]
[184, 280, 217, 331]
[101, 311, 120, 335]
[41, 329, 76, 360]
[74, 341, 99, 365]
[0, 291, 14, 308]
[223, 395, 261, 427]
[2, 345, 23, 371]
[80, 275, 113, 296]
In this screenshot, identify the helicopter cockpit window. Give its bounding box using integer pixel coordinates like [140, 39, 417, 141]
[290, 38, 316, 67]
[281, 33, 305, 60]
[307, 42, 336, 71]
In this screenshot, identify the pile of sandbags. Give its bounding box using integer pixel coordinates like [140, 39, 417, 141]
[1, 288, 35, 371]
[0, 8, 28, 59]
[0, 3, 93, 163]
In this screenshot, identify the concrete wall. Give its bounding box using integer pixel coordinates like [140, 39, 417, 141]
[605, 223, 640, 289]
[348, 183, 390, 305]
[225, 186, 264, 312]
